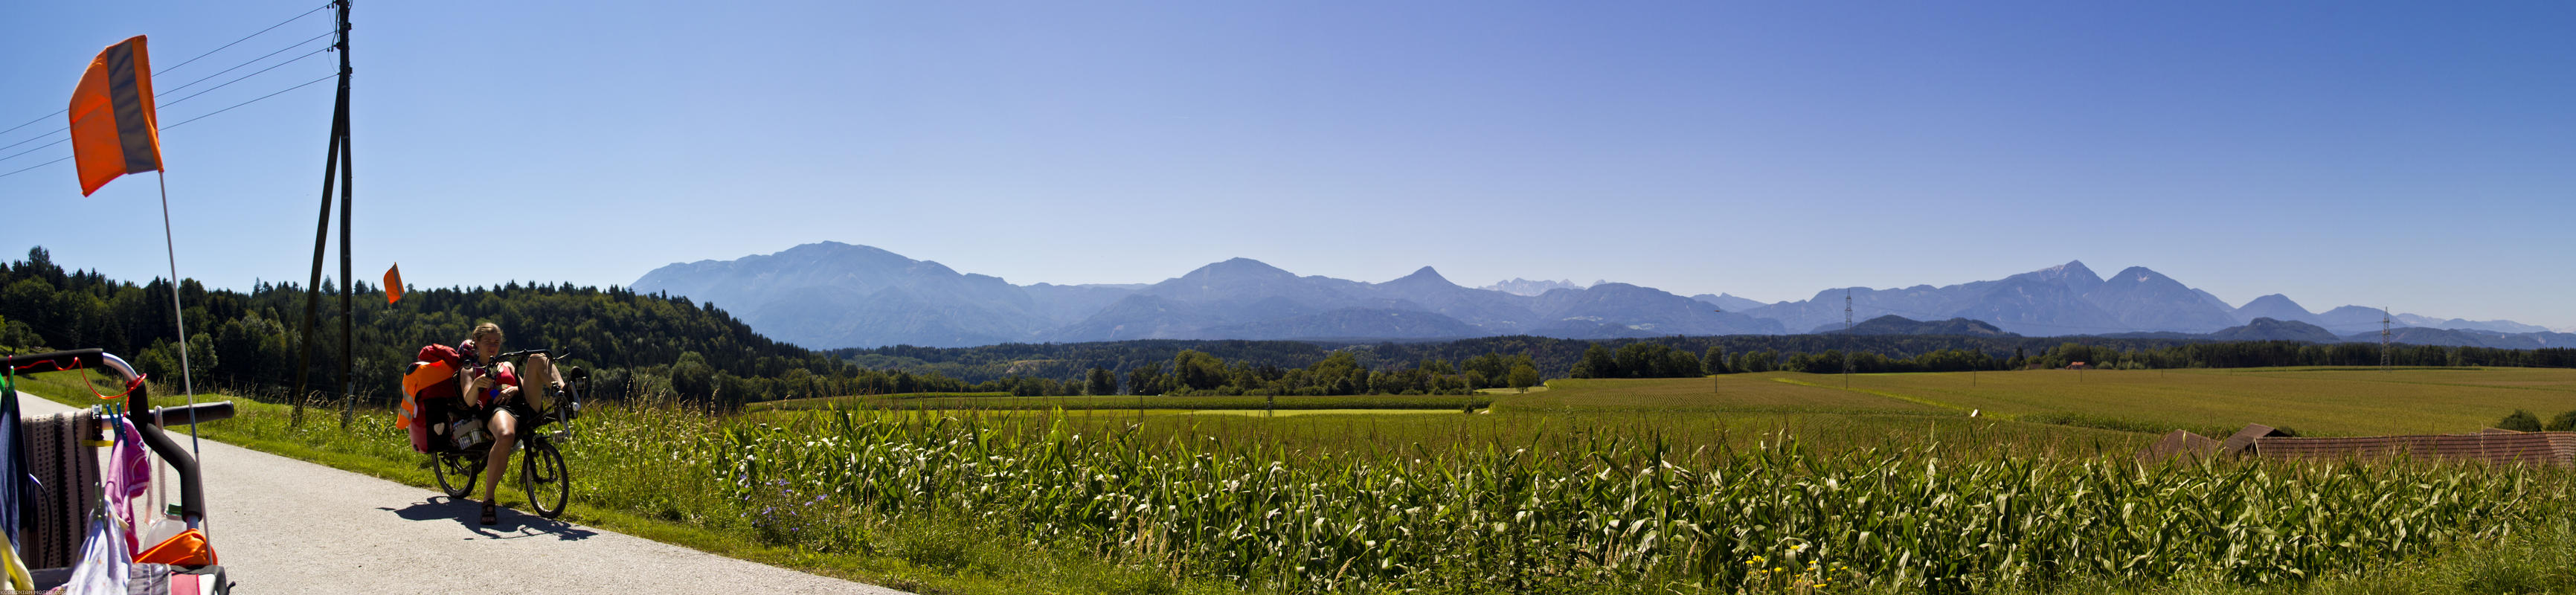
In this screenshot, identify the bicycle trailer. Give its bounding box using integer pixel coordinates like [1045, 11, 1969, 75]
[2, 349, 236, 594]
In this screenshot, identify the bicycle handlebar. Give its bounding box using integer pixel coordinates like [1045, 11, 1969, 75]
[0, 349, 209, 530]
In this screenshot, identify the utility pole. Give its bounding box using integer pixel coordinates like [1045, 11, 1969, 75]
[2381, 306, 2393, 372]
[1843, 289, 1854, 388]
[292, 1, 355, 427]
[1712, 308, 1724, 394]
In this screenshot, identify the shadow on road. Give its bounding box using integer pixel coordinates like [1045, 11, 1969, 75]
[381, 497, 598, 541]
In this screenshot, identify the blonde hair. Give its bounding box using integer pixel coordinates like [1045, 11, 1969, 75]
[469, 322, 503, 344]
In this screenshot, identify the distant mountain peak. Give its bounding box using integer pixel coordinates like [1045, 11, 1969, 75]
[2241, 294, 2307, 311]
[2110, 266, 2171, 283]
[2021, 260, 2104, 291]
[1387, 266, 1452, 286]
[780, 240, 899, 257]
[1188, 257, 1294, 278]
[2209, 317, 2340, 343]
[1817, 315, 2013, 336]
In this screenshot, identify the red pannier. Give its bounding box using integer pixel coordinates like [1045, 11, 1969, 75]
[399, 344, 465, 453]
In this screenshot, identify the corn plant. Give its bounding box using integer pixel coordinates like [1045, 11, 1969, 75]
[698, 409, 2566, 594]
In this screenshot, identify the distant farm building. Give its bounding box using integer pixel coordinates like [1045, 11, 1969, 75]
[2143, 423, 2576, 466]
[2063, 361, 2090, 370]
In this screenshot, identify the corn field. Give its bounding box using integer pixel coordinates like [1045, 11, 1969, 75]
[593, 408, 2569, 594]
[26, 368, 2566, 594]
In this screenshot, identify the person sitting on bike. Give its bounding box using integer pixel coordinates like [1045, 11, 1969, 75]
[457, 322, 562, 525]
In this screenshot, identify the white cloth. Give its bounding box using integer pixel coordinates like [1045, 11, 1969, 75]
[57, 514, 127, 595]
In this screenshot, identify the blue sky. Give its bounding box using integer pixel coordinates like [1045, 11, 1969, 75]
[3, 1, 2572, 327]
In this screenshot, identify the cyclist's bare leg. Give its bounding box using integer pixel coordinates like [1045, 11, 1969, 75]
[523, 354, 562, 404]
[479, 408, 519, 504]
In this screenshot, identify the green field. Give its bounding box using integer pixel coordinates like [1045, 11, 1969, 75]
[1651, 367, 2576, 437]
[749, 392, 1492, 413]
[21, 366, 2576, 595]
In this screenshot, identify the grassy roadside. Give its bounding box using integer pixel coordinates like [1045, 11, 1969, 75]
[6, 373, 1232, 595]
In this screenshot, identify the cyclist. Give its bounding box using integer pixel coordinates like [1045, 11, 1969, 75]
[456, 322, 562, 524]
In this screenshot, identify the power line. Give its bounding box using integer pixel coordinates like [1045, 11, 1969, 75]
[0, 135, 69, 166]
[0, 47, 333, 166]
[152, 3, 334, 77]
[160, 73, 337, 130]
[0, 156, 70, 181]
[0, 2, 330, 143]
[0, 73, 337, 181]
[159, 31, 337, 100]
[158, 46, 335, 111]
[0, 112, 67, 144]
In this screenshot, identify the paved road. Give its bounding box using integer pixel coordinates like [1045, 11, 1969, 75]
[19, 391, 913, 595]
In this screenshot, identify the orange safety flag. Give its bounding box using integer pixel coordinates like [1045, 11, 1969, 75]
[68, 35, 163, 196]
[384, 263, 403, 304]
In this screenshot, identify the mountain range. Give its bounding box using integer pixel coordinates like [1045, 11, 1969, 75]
[1821, 315, 2014, 337]
[1479, 278, 1594, 297]
[629, 242, 2560, 350]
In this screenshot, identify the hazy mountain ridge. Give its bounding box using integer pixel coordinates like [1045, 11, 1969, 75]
[2208, 318, 2342, 343]
[2233, 295, 2320, 326]
[1690, 293, 1770, 312]
[2336, 327, 2576, 350]
[634, 243, 1784, 348]
[634, 244, 2557, 349]
[1480, 278, 1592, 297]
[1817, 315, 2015, 336]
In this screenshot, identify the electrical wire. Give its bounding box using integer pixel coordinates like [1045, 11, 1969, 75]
[158, 30, 336, 100]
[158, 73, 337, 131]
[151, 3, 333, 77]
[0, 2, 330, 144]
[0, 45, 333, 166]
[0, 73, 336, 181]
[157, 46, 334, 111]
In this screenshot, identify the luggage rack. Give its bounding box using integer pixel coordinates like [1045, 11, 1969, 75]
[2, 348, 235, 594]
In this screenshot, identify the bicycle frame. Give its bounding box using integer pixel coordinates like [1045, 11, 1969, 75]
[0, 350, 235, 533]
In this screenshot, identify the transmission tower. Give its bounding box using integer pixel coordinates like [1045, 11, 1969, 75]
[2380, 306, 2392, 372]
[1712, 308, 1725, 394]
[1843, 289, 1854, 387]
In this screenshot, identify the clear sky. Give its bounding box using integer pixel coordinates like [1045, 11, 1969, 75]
[4, 1, 2572, 327]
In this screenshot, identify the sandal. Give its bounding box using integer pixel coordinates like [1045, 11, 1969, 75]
[480, 501, 498, 525]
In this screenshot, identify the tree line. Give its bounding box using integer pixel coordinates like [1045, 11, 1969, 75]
[10, 247, 2575, 408]
[0, 248, 977, 409]
[1117, 350, 1541, 396]
[835, 333, 2576, 382]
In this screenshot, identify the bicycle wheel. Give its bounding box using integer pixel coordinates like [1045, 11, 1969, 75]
[521, 437, 570, 518]
[432, 451, 480, 500]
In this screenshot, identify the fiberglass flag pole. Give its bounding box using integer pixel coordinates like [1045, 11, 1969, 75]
[157, 173, 199, 454]
[69, 35, 200, 454]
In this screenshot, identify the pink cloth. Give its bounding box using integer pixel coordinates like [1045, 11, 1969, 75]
[102, 417, 150, 556]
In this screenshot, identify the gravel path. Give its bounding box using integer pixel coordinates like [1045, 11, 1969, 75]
[18, 391, 914, 595]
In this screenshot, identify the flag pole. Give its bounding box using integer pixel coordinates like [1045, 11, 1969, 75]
[155, 171, 201, 454]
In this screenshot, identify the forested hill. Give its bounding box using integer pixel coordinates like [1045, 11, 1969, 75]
[12, 248, 2576, 406]
[829, 331, 2576, 385]
[0, 248, 866, 407]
